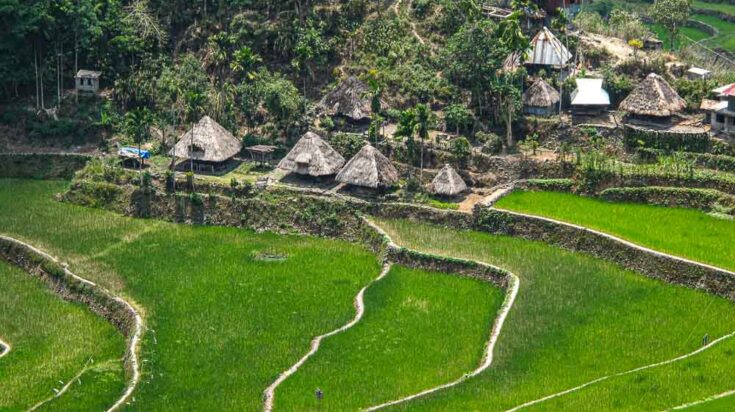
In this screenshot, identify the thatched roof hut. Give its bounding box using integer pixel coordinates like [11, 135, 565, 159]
[430, 164, 468, 196]
[278, 132, 345, 176]
[170, 116, 242, 163]
[523, 78, 560, 116]
[318, 76, 383, 122]
[620, 73, 687, 119]
[336, 144, 398, 189]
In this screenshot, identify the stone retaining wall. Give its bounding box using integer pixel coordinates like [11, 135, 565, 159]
[0, 153, 91, 179]
[474, 208, 735, 300]
[64, 180, 735, 300]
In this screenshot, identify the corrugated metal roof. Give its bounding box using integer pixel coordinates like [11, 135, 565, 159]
[713, 83, 735, 96]
[525, 27, 572, 68]
[75, 70, 101, 78]
[571, 78, 610, 106]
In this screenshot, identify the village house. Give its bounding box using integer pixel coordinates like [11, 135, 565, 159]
[523, 78, 561, 117]
[336, 144, 399, 190]
[170, 115, 242, 171]
[430, 164, 468, 197]
[504, 27, 573, 78]
[75, 70, 101, 94]
[278, 131, 345, 177]
[570, 78, 610, 119]
[686, 67, 712, 81]
[318, 76, 386, 129]
[701, 83, 735, 135]
[619, 73, 687, 127]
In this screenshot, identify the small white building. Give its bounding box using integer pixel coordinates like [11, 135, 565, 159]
[686, 67, 712, 81]
[571, 78, 610, 118]
[75, 70, 101, 94]
[702, 83, 735, 135]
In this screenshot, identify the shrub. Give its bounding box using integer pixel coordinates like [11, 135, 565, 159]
[477, 132, 503, 155]
[450, 136, 471, 166]
[330, 133, 366, 159]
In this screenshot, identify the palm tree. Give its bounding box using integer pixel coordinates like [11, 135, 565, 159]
[124, 107, 153, 182]
[497, 12, 530, 148]
[415, 104, 430, 182]
[231, 46, 262, 81]
[184, 91, 206, 173]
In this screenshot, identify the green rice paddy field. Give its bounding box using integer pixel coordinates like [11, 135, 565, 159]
[373, 218, 735, 411]
[2, 178, 735, 411]
[0, 260, 125, 411]
[495, 190, 735, 272]
[0, 179, 500, 411]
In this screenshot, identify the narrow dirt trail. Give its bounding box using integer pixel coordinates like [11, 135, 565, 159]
[392, 0, 435, 55]
[263, 263, 393, 412]
[362, 219, 521, 412]
[504, 329, 735, 412]
[0, 235, 144, 412]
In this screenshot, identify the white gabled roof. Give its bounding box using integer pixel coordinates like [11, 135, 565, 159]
[687, 67, 711, 76]
[76, 70, 101, 78]
[571, 78, 610, 106]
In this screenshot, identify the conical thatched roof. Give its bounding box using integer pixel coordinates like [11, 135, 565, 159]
[431, 164, 468, 196]
[336, 144, 398, 189]
[523, 78, 560, 108]
[170, 116, 242, 162]
[278, 132, 345, 176]
[620, 73, 687, 117]
[318, 76, 383, 121]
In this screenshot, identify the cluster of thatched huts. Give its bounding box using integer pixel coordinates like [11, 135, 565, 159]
[278, 131, 468, 196]
[522, 72, 691, 129]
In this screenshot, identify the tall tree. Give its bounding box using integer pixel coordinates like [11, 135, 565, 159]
[124, 107, 153, 179]
[415, 103, 430, 182]
[650, 0, 692, 50]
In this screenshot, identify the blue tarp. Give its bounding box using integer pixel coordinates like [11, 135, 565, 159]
[119, 147, 151, 160]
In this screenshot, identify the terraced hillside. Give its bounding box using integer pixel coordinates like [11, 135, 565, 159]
[495, 190, 735, 271]
[372, 218, 735, 411]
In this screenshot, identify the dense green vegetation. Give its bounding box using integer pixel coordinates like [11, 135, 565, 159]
[0, 260, 125, 411]
[495, 190, 735, 271]
[372, 218, 735, 411]
[0, 179, 382, 411]
[277, 265, 504, 411]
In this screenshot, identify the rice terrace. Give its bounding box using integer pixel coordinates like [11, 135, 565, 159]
[2, 0, 735, 411]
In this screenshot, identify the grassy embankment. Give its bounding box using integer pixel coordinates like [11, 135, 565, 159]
[0, 179, 499, 411]
[495, 190, 735, 272]
[372, 218, 735, 411]
[0, 261, 125, 411]
[276, 265, 505, 411]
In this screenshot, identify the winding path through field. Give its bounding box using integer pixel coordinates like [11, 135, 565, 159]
[0, 235, 143, 412]
[362, 219, 520, 412]
[263, 263, 393, 412]
[503, 329, 735, 411]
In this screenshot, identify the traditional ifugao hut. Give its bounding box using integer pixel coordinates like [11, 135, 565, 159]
[523, 78, 560, 116]
[278, 131, 345, 177]
[619, 73, 687, 126]
[170, 116, 242, 171]
[318, 76, 384, 124]
[336, 144, 398, 189]
[430, 164, 468, 197]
